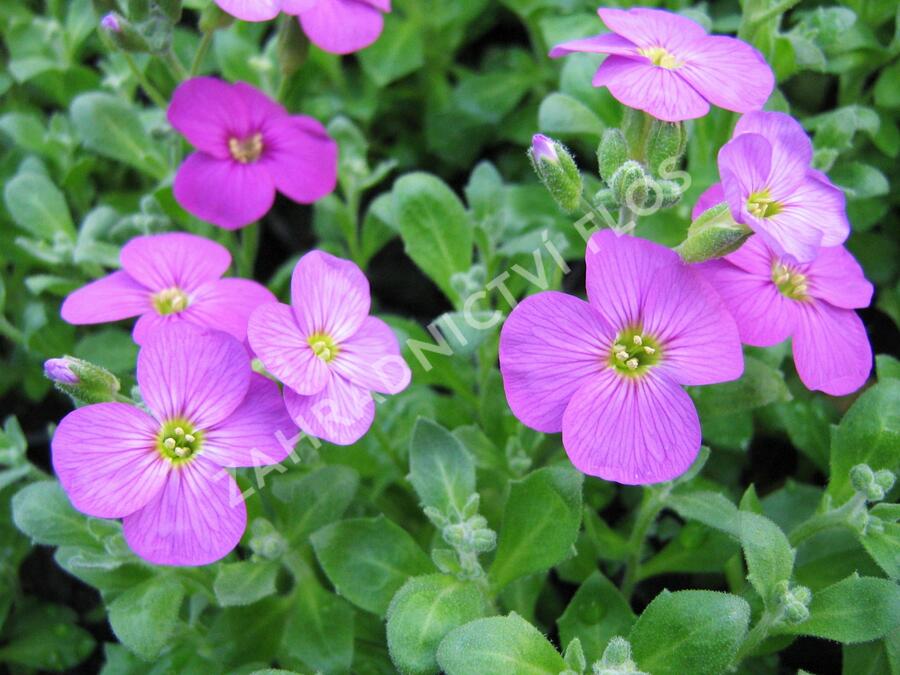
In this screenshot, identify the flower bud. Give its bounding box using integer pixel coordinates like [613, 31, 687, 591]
[593, 636, 648, 675]
[461, 493, 480, 519]
[675, 202, 752, 263]
[874, 469, 896, 493]
[100, 12, 121, 32]
[621, 108, 648, 158]
[529, 134, 583, 213]
[646, 120, 686, 177]
[248, 518, 287, 559]
[99, 12, 151, 52]
[598, 129, 628, 183]
[783, 599, 809, 624]
[45, 356, 121, 405]
[610, 161, 650, 209]
[564, 637, 587, 674]
[471, 528, 497, 553]
[850, 463, 875, 493]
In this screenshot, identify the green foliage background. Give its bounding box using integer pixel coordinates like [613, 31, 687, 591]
[0, 0, 898, 673]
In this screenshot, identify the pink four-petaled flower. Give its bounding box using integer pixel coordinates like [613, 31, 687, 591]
[215, 0, 391, 54]
[52, 325, 298, 566]
[550, 7, 774, 122]
[248, 250, 411, 445]
[169, 77, 337, 230]
[697, 236, 873, 396]
[500, 230, 743, 485]
[61, 232, 275, 345]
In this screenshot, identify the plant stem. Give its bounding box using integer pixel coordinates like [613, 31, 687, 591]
[190, 28, 215, 77]
[238, 223, 260, 278]
[579, 195, 614, 228]
[161, 48, 188, 82]
[0, 315, 25, 345]
[752, 0, 802, 25]
[734, 609, 777, 664]
[121, 52, 169, 110]
[788, 493, 866, 546]
[621, 489, 665, 600]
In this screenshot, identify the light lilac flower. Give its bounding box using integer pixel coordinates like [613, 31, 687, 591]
[247, 250, 411, 445]
[169, 77, 337, 230]
[214, 0, 391, 54]
[531, 134, 559, 163]
[51, 325, 298, 566]
[549, 8, 774, 122]
[61, 232, 275, 345]
[697, 236, 872, 396]
[100, 12, 121, 32]
[499, 231, 743, 485]
[44, 358, 79, 385]
[694, 111, 849, 263]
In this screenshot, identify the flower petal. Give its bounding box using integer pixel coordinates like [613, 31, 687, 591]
[697, 258, 796, 347]
[641, 264, 744, 385]
[549, 33, 638, 58]
[499, 291, 615, 433]
[597, 8, 707, 51]
[261, 115, 338, 204]
[61, 271, 150, 325]
[719, 133, 772, 216]
[120, 232, 231, 293]
[123, 456, 246, 566]
[691, 182, 726, 220]
[722, 233, 775, 275]
[281, 0, 319, 12]
[804, 246, 873, 309]
[137, 324, 251, 429]
[331, 316, 411, 394]
[562, 368, 700, 485]
[183, 278, 277, 343]
[283, 376, 374, 446]
[771, 171, 850, 258]
[174, 152, 275, 230]
[674, 36, 774, 114]
[734, 111, 813, 165]
[585, 229, 681, 331]
[247, 302, 330, 396]
[592, 56, 710, 122]
[203, 374, 299, 467]
[299, 0, 385, 54]
[213, 0, 282, 22]
[52, 403, 169, 519]
[132, 312, 181, 346]
[291, 250, 371, 342]
[793, 302, 871, 396]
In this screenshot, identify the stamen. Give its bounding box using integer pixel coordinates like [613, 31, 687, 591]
[626, 358, 639, 370]
[152, 287, 190, 316]
[643, 346, 655, 355]
[613, 344, 626, 352]
[174, 427, 184, 436]
[229, 133, 264, 164]
[163, 438, 176, 450]
[639, 46, 681, 69]
[608, 328, 662, 376]
[616, 351, 628, 361]
[184, 434, 195, 443]
[308, 333, 340, 363]
[633, 335, 643, 346]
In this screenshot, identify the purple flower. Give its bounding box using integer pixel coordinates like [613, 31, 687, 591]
[168, 77, 337, 230]
[44, 358, 79, 385]
[499, 231, 743, 485]
[697, 236, 872, 396]
[51, 325, 298, 566]
[61, 232, 275, 345]
[550, 8, 774, 122]
[100, 12, 121, 32]
[248, 250, 411, 446]
[214, 0, 391, 54]
[531, 134, 559, 163]
[695, 111, 849, 263]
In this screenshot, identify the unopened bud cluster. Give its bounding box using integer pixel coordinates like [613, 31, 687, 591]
[425, 493, 496, 580]
[675, 202, 752, 263]
[248, 518, 287, 560]
[98, 0, 184, 54]
[850, 463, 895, 502]
[592, 636, 648, 675]
[775, 580, 812, 625]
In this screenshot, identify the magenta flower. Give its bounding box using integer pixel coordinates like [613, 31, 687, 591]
[695, 111, 849, 263]
[500, 231, 743, 485]
[214, 0, 391, 54]
[549, 8, 774, 122]
[61, 232, 275, 345]
[697, 236, 872, 396]
[168, 77, 337, 230]
[51, 325, 298, 566]
[248, 250, 411, 445]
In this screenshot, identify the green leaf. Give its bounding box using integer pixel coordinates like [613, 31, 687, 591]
[11, 481, 96, 547]
[359, 13, 424, 86]
[860, 522, 900, 580]
[409, 419, 476, 516]
[70, 93, 167, 178]
[0, 602, 95, 671]
[538, 92, 604, 137]
[3, 171, 74, 240]
[828, 379, 900, 503]
[557, 571, 636, 664]
[436, 613, 567, 675]
[667, 491, 741, 537]
[629, 590, 750, 675]
[489, 466, 583, 590]
[782, 575, 900, 643]
[393, 173, 473, 304]
[690, 356, 791, 418]
[271, 465, 359, 544]
[108, 577, 185, 661]
[311, 515, 433, 615]
[387, 574, 487, 675]
[213, 560, 280, 607]
[739, 511, 794, 606]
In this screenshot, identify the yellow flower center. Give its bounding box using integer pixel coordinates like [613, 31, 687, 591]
[772, 261, 809, 301]
[747, 189, 783, 219]
[608, 328, 661, 377]
[228, 133, 264, 164]
[308, 333, 339, 363]
[157, 419, 202, 464]
[639, 46, 681, 69]
[152, 287, 189, 315]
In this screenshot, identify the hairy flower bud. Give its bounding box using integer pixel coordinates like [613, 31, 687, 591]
[593, 636, 648, 675]
[646, 120, 686, 176]
[529, 134, 583, 213]
[850, 463, 875, 493]
[45, 356, 121, 405]
[564, 637, 587, 674]
[598, 129, 628, 183]
[610, 161, 650, 209]
[675, 202, 752, 263]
